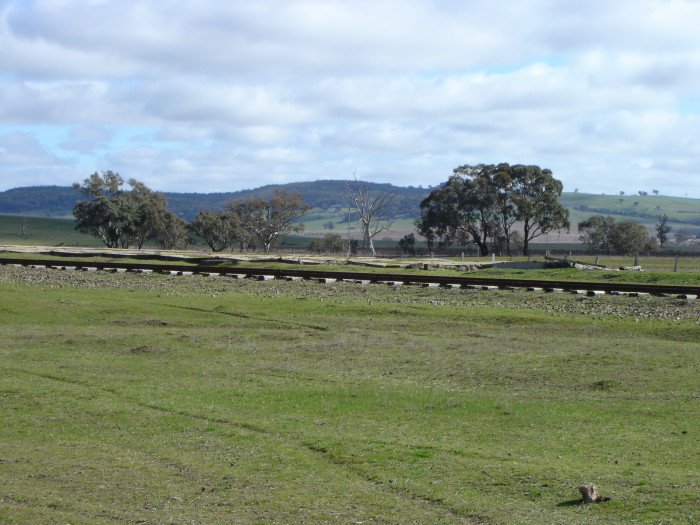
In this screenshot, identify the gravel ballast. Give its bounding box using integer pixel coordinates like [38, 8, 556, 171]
[2, 264, 698, 323]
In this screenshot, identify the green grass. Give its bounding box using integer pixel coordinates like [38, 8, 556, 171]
[0, 214, 103, 247]
[560, 193, 700, 234]
[0, 268, 698, 523]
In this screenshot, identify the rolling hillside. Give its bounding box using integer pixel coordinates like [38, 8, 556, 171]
[1, 182, 698, 238]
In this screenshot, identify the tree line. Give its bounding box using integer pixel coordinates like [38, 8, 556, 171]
[576, 213, 688, 254]
[73, 167, 672, 256]
[72, 172, 310, 253]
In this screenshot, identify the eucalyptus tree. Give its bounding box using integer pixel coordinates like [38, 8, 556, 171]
[188, 209, 239, 252]
[579, 215, 657, 255]
[416, 163, 569, 256]
[72, 171, 168, 249]
[416, 166, 499, 256]
[508, 164, 569, 255]
[151, 211, 189, 250]
[655, 214, 671, 247]
[578, 215, 616, 254]
[228, 189, 310, 253]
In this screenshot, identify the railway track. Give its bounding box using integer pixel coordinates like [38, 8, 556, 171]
[1, 257, 698, 298]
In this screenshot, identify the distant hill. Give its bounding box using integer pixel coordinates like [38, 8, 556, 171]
[0, 186, 83, 218]
[1, 182, 698, 235]
[560, 192, 700, 233]
[0, 181, 431, 221]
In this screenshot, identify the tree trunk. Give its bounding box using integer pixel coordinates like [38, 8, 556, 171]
[522, 220, 531, 256]
[363, 223, 376, 257]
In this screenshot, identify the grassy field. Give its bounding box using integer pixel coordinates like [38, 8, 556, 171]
[559, 193, 700, 231]
[0, 214, 103, 247]
[0, 266, 698, 523]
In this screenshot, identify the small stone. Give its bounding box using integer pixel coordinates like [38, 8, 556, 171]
[578, 482, 599, 503]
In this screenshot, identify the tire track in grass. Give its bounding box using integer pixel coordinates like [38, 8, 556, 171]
[10, 367, 483, 524]
[161, 304, 329, 332]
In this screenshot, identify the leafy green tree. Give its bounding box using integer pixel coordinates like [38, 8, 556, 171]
[125, 179, 169, 249]
[73, 171, 165, 249]
[578, 215, 617, 254]
[228, 189, 310, 253]
[323, 233, 344, 254]
[579, 215, 656, 255]
[417, 163, 568, 256]
[309, 233, 344, 255]
[73, 194, 140, 248]
[75, 170, 123, 199]
[308, 237, 324, 254]
[655, 214, 672, 247]
[611, 220, 657, 255]
[489, 164, 519, 255]
[152, 211, 189, 250]
[416, 173, 496, 256]
[398, 233, 416, 256]
[508, 164, 569, 256]
[188, 209, 239, 252]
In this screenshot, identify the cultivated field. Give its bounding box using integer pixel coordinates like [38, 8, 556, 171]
[0, 264, 698, 523]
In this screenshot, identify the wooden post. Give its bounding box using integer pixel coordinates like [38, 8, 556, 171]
[674, 254, 679, 272]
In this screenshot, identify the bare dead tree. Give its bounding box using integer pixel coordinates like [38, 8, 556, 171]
[345, 173, 397, 257]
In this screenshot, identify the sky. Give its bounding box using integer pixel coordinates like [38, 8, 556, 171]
[1, 0, 699, 197]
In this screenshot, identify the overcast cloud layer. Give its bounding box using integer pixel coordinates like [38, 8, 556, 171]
[1, 0, 699, 196]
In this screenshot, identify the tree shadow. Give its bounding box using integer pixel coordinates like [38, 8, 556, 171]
[557, 498, 585, 507]
[557, 497, 611, 507]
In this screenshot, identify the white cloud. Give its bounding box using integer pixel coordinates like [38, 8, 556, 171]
[0, 131, 62, 166]
[0, 0, 698, 197]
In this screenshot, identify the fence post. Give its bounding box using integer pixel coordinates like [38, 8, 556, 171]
[674, 254, 679, 272]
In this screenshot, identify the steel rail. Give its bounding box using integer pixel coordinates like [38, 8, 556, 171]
[1, 257, 699, 296]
